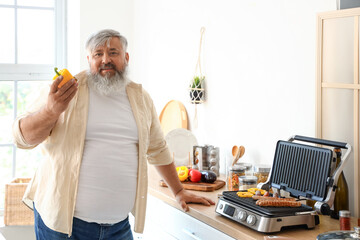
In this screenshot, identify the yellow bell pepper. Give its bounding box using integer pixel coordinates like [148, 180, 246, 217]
[247, 188, 267, 195]
[236, 191, 254, 198]
[53, 67, 76, 88]
[176, 166, 189, 182]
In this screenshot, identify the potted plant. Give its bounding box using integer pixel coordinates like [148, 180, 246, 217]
[189, 76, 205, 103]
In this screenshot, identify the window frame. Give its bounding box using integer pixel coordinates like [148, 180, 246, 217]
[0, 0, 67, 214]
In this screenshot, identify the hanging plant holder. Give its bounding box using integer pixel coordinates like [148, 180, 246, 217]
[189, 27, 206, 104]
[189, 76, 205, 104]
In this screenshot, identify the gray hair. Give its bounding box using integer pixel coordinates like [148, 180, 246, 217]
[85, 29, 128, 53]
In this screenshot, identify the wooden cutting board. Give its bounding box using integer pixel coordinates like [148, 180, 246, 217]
[159, 179, 225, 192]
[159, 100, 188, 136]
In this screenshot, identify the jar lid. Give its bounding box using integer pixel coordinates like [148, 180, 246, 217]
[239, 176, 258, 184]
[234, 162, 252, 171]
[339, 210, 351, 218]
[229, 165, 246, 172]
[253, 164, 271, 173]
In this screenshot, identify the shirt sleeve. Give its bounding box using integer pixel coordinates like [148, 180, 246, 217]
[145, 93, 173, 166]
[12, 85, 49, 149]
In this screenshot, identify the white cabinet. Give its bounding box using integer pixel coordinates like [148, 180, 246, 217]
[141, 195, 235, 240]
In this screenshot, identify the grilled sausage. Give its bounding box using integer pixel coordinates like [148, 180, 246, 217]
[256, 199, 301, 207]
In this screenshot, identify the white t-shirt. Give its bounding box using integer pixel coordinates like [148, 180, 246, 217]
[74, 87, 138, 224]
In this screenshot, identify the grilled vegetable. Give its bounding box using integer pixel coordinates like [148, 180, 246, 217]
[237, 191, 254, 198]
[252, 195, 295, 201]
[247, 188, 267, 195]
[53, 67, 76, 88]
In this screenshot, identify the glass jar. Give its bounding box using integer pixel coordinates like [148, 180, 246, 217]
[234, 162, 253, 176]
[227, 165, 246, 191]
[339, 210, 351, 231]
[253, 164, 271, 184]
[239, 176, 258, 190]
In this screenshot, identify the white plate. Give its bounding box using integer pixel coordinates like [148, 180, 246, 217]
[165, 128, 198, 167]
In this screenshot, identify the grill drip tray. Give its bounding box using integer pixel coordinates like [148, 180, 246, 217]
[215, 191, 319, 233]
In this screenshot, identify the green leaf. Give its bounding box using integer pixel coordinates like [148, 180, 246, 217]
[191, 76, 205, 88]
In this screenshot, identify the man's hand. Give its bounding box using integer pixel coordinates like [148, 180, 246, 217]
[45, 76, 78, 118]
[155, 162, 215, 212]
[175, 189, 215, 212]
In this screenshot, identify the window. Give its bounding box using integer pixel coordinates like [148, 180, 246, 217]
[0, 0, 66, 211]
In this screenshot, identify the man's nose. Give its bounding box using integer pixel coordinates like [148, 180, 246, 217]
[102, 53, 111, 64]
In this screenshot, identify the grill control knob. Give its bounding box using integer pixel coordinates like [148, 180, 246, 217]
[246, 215, 257, 225]
[238, 211, 247, 221]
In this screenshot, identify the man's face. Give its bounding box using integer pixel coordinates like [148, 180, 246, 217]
[87, 37, 129, 78]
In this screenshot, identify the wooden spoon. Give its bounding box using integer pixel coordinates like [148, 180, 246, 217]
[232, 145, 239, 157]
[238, 146, 245, 159]
[232, 147, 241, 166]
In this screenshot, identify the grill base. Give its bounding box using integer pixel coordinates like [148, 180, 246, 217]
[216, 198, 319, 233]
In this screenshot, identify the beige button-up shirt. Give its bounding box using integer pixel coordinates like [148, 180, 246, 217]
[12, 71, 172, 236]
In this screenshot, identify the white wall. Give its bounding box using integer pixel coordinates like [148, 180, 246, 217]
[131, 0, 336, 165]
[67, 0, 134, 76]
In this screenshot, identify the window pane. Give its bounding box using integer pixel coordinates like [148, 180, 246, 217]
[0, 0, 14, 5]
[0, 146, 14, 210]
[17, 80, 49, 115]
[0, 8, 15, 63]
[16, 147, 42, 178]
[0, 81, 14, 144]
[17, 9, 54, 64]
[17, 0, 53, 8]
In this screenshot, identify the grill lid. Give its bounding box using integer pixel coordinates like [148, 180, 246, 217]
[270, 140, 333, 201]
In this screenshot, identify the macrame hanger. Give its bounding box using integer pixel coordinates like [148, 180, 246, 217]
[194, 27, 205, 77]
[193, 27, 205, 129]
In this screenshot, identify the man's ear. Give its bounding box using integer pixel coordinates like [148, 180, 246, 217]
[125, 52, 129, 63]
[87, 55, 90, 62]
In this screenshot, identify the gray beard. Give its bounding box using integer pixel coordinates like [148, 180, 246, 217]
[87, 68, 129, 96]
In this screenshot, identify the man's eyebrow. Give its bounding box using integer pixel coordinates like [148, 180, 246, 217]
[109, 48, 120, 51]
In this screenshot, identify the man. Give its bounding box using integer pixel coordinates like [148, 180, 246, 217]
[12, 29, 214, 240]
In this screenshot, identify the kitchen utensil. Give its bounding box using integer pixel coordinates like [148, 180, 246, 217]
[231, 147, 241, 166]
[159, 179, 225, 192]
[238, 146, 245, 159]
[216, 135, 351, 233]
[235, 146, 245, 163]
[232, 145, 238, 157]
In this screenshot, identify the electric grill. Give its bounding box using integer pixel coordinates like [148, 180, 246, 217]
[216, 135, 351, 233]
